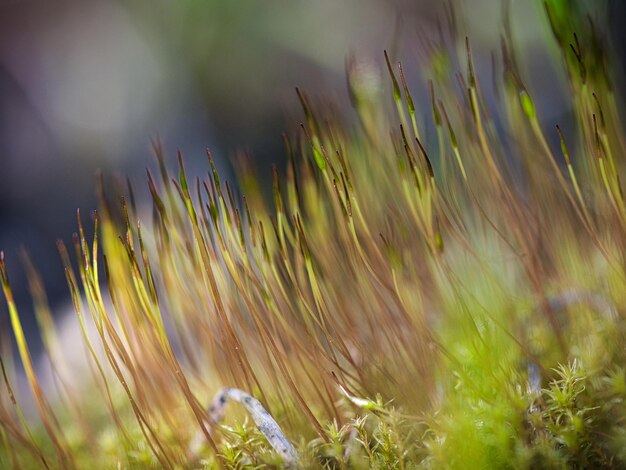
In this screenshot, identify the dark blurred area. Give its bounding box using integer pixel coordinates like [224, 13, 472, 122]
[0, 0, 621, 353]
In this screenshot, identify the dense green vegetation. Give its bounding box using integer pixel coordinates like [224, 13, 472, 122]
[1, 2, 626, 468]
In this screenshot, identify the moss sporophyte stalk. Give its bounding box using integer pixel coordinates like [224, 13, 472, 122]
[2, 2, 626, 469]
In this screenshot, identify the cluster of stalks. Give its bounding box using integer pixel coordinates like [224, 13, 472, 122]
[1, 2, 626, 468]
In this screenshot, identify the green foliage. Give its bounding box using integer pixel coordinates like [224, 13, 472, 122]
[1, 2, 626, 469]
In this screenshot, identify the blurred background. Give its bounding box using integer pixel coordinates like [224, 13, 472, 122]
[0, 0, 622, 353]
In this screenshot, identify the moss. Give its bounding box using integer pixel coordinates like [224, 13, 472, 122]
[1, 3, 625, 469]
